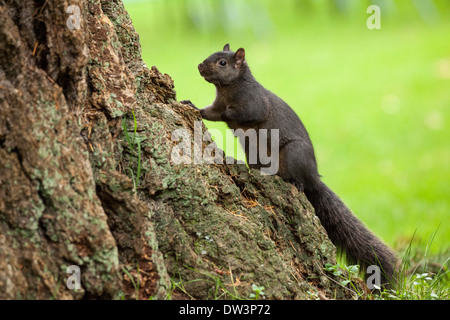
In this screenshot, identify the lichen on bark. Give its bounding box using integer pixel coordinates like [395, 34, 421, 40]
[0, 0, 361, 300]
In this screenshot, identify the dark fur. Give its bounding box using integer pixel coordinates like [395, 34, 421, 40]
[196, 44, 398, 286]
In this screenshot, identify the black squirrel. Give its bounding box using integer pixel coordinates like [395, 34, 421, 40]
[184, 44, 398, 286]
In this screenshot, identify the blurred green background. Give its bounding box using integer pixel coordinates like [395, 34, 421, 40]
[123, 0, 449, 254]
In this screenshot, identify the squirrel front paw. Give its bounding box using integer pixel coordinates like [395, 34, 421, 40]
[180, 100, 199, 110]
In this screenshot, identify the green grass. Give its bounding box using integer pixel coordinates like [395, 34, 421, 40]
[123, 1, 449, 255]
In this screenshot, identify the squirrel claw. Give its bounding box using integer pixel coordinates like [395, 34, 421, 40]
[180, 100, 198, 110]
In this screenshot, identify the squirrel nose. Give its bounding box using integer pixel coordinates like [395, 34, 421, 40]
[198, 63, 204, 72]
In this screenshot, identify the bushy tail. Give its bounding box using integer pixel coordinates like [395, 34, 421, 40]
[304, 180, 398, 287]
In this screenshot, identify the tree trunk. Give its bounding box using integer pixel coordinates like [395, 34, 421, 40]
[0, 0, 360, 299]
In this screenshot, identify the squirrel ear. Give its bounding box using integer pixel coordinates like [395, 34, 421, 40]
[234, 48, 245, 69]
[223, 44, 230, 51]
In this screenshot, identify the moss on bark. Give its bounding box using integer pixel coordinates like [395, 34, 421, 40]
[0, 0, 363, 300]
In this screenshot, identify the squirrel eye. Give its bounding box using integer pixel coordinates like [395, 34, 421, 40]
[218, 60, 227, 67]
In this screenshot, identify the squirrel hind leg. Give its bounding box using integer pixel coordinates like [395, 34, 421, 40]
[287, 179, 304, 192]
[278, 140, 321, 192]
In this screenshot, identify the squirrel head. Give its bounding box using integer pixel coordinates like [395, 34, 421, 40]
[198, 44, 246, 85]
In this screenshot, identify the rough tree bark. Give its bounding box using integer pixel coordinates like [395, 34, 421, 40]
[0, 0, 363, 299]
